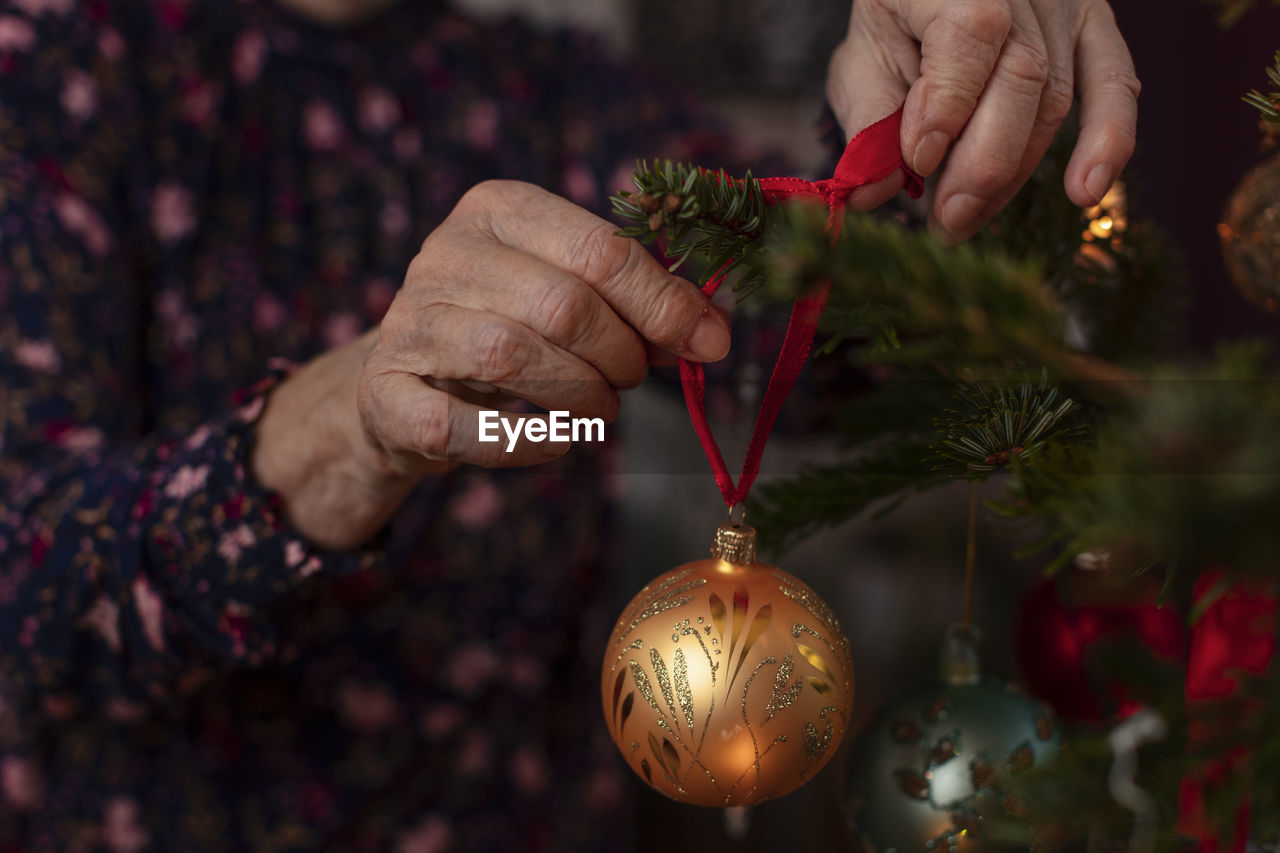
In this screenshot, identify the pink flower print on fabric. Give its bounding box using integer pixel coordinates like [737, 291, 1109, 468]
[13, 339, 61, 374]
[54, 193, 113, 256]
[455, 730, 492, 777]
[81, 595, 122, 651]
[508, 747, 549, 794]
[0, 757, 43, 812]
[60, 70, 96, 121]
[216, 524, 255, 563]
[102, 797, 151, 853]
[151, 183, 197, 244]
[164, 464, 209, 500]
[305, 100, 346, 152]
[232, 30, 267, 85]
[396, 815, 454, 853]
[448, 479, 503, 530]
[323, 312, 361, 348]
[0, 17, 35, 53]
[97, 27, 125, 60]
[464, 100, 499, 150]
[337, 681, 401, 733]
[10, 0, 73, 17]
[132, 577, 165, 651]
[380, 200, 410, 237]
[57, 425, 105, 454]
[359, 87, 400, 133]
[445, 643, 500, 696]
[562, 160, 599, 206]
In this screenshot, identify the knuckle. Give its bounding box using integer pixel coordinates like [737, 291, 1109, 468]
[1092, 67, 1142, 102]
[1039, 71, 1075, 127]
[453, 180, 521, 226]
[355, 371, 384, 441]
[966, 158, 1020, 197]
[410, 392, 452, 460]
[945, 0, 1012, 44]
[357, 370, 429, 462]
[929, 84, 986, 123]
[640, 290, 697, 350]
[533, 283, 594, 346]
[471, 322, 529, 383]
[998, 42, 1050, 93]
[375, 297, 412, 348]
[566, 221, 631, 286]
[458, 179, 503, 209]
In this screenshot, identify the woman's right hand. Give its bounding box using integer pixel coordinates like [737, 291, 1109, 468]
[253, 180, 730, 550]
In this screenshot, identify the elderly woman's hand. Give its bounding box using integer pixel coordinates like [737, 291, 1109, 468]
[828, 0, 1139, 242]
[254, 181, 729, 550]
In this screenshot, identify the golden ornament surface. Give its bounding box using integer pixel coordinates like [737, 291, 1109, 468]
[601, 522, 854, 807]
[1220, 153, 1280, 312]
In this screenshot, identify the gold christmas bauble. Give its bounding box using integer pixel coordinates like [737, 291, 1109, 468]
[601, 522, 854, 807]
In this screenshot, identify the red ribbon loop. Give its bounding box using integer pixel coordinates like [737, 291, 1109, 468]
[679, 107, 921, 509]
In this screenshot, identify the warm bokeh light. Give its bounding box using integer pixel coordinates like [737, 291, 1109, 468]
[1082, 181, 1127, 247]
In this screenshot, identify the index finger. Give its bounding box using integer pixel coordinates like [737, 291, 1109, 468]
[900, 0, 1014, 175]
[458, 180, 731, 363]
[1063, 1, 1139, 207]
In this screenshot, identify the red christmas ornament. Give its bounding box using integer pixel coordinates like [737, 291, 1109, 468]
[1014, 570, 1186, 723]
[1176, 569, 1277, 853]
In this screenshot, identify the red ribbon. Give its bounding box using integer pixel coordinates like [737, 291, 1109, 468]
[678, 108, 922, 508]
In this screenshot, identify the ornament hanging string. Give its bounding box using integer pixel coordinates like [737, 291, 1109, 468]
[676, 108, 923, 509]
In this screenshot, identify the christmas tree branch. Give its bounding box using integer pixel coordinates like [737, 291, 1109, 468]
[611, 160, 770, 294]
[1243, 50, 1280, 124]
[764, 204, 1143, 396]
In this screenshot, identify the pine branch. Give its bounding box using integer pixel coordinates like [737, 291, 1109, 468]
[932, 377, 1083, 480]
[749, 440, 947, 555]
[767, 205, 1066, 369]
[610, 160, 771, 294]
[993, 345, 1280, 578]
[1244, 49, 1280, 147]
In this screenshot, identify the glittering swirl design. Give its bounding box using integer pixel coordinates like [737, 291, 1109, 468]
[803, 711, 836, 766]
[615, 568, 707, 640]
[673, 648, 694, 733]
[774, 572, 850, 653]
[763, 654, 803, 723]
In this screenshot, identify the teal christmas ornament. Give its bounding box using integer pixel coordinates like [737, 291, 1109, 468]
[846, 624, 1062, 853]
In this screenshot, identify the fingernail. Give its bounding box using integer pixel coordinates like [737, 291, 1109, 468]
[912, 131, 949, 176]
[1085, 164, 1113, 204]
[687, 307, 731, 361]
[940, 193, 984, 236]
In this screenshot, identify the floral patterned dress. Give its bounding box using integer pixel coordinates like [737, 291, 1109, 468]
[0, 1, 732, 849]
